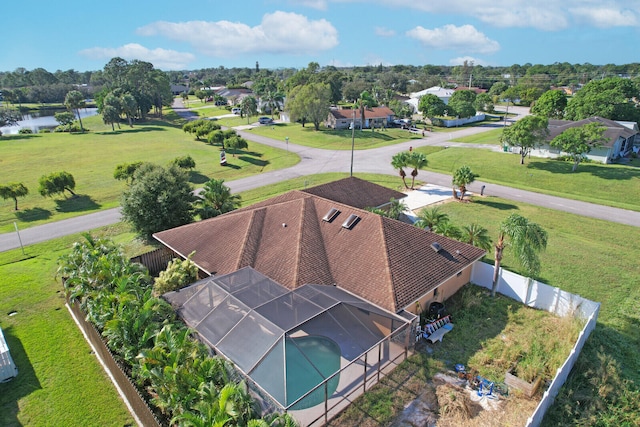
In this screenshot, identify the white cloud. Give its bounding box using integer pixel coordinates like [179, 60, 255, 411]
[375, 27, 396, 37]
[570, 7, 637, 27]
[449, 56, 489, 66]
[288, 0, 328, 10]
[326, 0, 640, 31]
[79, 43, 195, 70]
[137, 12, 338, 57]
[406, 24, 500, 54]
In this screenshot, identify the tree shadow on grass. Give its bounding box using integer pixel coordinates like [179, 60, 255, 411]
[238, 156, 269, 168]
[188, 171, 210, 185]
[474, 199, 519, 211]
[94, 126, 166, 136]
[54, 195, 101, 213]
[15, 207, 52, 222]
[221, 163, 241, 170]
[527, 160, 640, 181]
[0, 326, 42, 427]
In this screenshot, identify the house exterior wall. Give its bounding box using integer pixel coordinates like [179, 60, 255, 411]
[403, 265, 473, 315]
[530, 144, 612, 164]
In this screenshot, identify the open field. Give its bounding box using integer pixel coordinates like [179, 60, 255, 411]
[248, 122, 423, 150]
[0, 114, 298, 233]
[0, 222, 152, 427]
[417, 146, 640, 212]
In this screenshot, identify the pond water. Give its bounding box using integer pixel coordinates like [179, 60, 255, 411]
[0, 108, 99, 135]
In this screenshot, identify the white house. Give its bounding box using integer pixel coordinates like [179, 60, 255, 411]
[406, 86, 455, 112]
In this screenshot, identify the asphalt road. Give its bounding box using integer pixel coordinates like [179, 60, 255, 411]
[1, 104, 638, 252]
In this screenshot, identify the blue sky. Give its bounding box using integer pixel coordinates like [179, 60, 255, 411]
[2, 0, 639, 72]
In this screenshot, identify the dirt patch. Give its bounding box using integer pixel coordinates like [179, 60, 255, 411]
[383, 372, 538, 427]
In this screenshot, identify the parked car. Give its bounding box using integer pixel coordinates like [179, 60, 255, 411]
[258, 116, 274, 125]
[232, 107, 241, 115]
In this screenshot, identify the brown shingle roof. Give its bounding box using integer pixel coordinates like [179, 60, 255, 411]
[154, 181, 485, 313]
[329, 106, 395, 121]
[301, 176, 406, 209]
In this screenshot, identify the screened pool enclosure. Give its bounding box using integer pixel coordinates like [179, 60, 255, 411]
[163, 267, 412, 416]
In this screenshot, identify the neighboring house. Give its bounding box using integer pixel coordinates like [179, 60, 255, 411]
[215, 87, 254, 105]
[454, 86, 487, 94]
[170, 84, 188, 95]
[530, 116, 639, 163]
[154, 177, 485, 315]
[326, 106, 396, 130]
[406, 86, 455, 112]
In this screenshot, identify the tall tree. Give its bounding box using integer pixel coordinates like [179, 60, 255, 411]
[120, 93, 138, 127]
[452, 165, 478, 201]
[501, 115, 550, 164]
[0, 108, 21, 129]
[390, 151, 410, 189]
[492, 213, 548, 297]
[120, 163, 196, 239]
[407, 151, 427, 190]
[197, 178, 241, 219]
[418, 94, 446, 122]
[286, 83, 331, 130]
[64, 90, 86, 132]
[240, 96, 258, 123]
[550, 122, 607, 171]
[565, 77, 639, 122]
[531, 89, 567, 119]
[0, 182, 28, 210]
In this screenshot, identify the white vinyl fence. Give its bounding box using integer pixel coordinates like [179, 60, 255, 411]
[470, 262, 600, 427]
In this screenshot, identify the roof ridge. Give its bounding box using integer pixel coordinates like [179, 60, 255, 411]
[238, 208, 266, 269]
[379, 216, 402, 312]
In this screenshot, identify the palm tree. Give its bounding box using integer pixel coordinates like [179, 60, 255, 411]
[414, 206, 449, 231]
[387, 198, 407, 220]
[391, 151, 410, 189]
[241, 96, 258, 124]
[407, 151, 427, 189]
[198, 178, 241, 219]
[433, 221, 462, 239]
[492, 213, 548, 297]
[263, 90, 284, 119]
[452, 165, 478, 201]
[461, 223, 492, 251]
[64, 90, 86, 132]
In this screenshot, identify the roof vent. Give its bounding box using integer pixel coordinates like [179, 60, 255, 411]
[341, 214, 360, 229]
[431, 242, 442, 253]
[322, 207, 340, 222]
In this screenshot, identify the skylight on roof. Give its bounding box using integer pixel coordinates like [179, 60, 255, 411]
[322, 208, 340, 222]
[341, 214, 360, 229]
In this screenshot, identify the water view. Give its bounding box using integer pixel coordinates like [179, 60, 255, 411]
[0, 107, 98, 135]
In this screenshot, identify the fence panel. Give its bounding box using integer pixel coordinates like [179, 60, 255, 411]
[67, 300, 162, 427]
[131, 247, 175, 277]
[470, 261, 600, 427]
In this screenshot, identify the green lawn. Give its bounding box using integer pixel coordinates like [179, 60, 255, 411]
[450, 127, 505, 144]
[248, 122, 423, 150]
[0, 114, 299, 233]
[417, 146, 640, 211]
[0, 222, 153, 427]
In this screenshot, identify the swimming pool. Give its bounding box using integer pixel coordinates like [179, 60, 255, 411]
[285, 335, 341, 409]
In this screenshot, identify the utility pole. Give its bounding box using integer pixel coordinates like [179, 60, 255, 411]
[350, 109, 355, 177]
